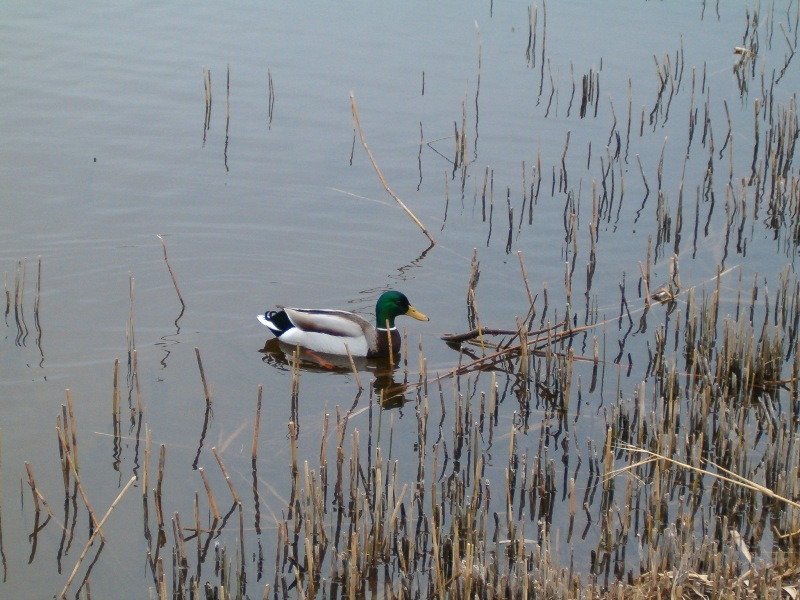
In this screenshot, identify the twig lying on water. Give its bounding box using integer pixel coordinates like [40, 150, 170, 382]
[442, 322, 563, 344]
[349, 92, 435, 245]
[443, 265, 739, 371]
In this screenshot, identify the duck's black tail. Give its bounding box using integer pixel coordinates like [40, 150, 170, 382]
[258, 309, 293, 335]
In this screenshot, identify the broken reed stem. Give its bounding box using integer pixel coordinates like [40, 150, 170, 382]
[225, 63, 230, 123]
[16, 259, 26, 331]
[155, 444, 166, 530]
[211, 447, 241, 505]
[251, 384, 262, 460]
[518, 251, 535, 306]
[173, 512, 189, 575]
[469, 288, 486, 355]
[60, 476, 136, 599]
[344, 343, 363, 390]
[639, 261, 652, 307]
[55, 426, 105, 542]
[24, 462, 41, 512]
[203, 67, 212, 112]
[349, 92, 435, 245]
[195, 347, 212, 405]
[289, 421, 298, 476]
[66, 389, 79, 471]
[385, 320, 395, 371]
[194, 493, 201, 576]
[112, 358, 120, 424]
[24, 461, 66, 532]
[157, 235, 186, 308]
[128, 273, 135, 355]
[4, 270, 9, 317]
[157, 557, 167, 598]
[34, 255, 41, 319]
[198, 467, 221, 521]
[133, 349, 143, 414]
[267, 69, 275, 125]
[143, 426, 151, 497]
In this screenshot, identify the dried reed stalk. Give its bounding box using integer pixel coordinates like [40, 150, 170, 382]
[60, 476, 136, 599]
[155, 444, 166, 530]
[344, 344, 363, 390]
[195, 347, 212, 405]
[609, 442, 800, 512]
[65, 390, 78, 471]
[55, 427, 104, 542]
[350, 93, 435, 245]
[197, 468, 221, 521]
[211, 447, 240, 505]
[251, 384, 262, 460]
[157, 235, 185, 308]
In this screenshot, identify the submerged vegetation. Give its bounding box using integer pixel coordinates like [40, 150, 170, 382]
[2, 1, 800, 599]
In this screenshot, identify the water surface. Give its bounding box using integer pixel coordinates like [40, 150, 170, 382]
[1, 1, 798, 597]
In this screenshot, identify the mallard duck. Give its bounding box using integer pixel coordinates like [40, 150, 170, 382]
[257, 290, 429, 358]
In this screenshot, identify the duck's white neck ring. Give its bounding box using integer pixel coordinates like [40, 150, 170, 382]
[376, 327, 398, 332]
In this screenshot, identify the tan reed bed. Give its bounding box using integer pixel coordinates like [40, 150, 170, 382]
[10, 247, 800, 599]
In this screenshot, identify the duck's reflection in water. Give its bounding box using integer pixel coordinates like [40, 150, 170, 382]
[259, 339, 414, 407]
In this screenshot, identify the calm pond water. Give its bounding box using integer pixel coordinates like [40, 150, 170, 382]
[1, 1, 799, 597]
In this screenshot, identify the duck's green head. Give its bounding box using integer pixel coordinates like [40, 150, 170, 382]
[375, 291, 429, 330]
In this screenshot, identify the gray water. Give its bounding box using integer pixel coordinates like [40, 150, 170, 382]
[1, 1, 798, 597]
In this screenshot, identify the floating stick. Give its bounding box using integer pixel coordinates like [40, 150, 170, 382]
[350, 93, 435, 245]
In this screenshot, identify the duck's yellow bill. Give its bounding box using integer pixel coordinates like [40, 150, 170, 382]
[406, 305, 429, 321]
